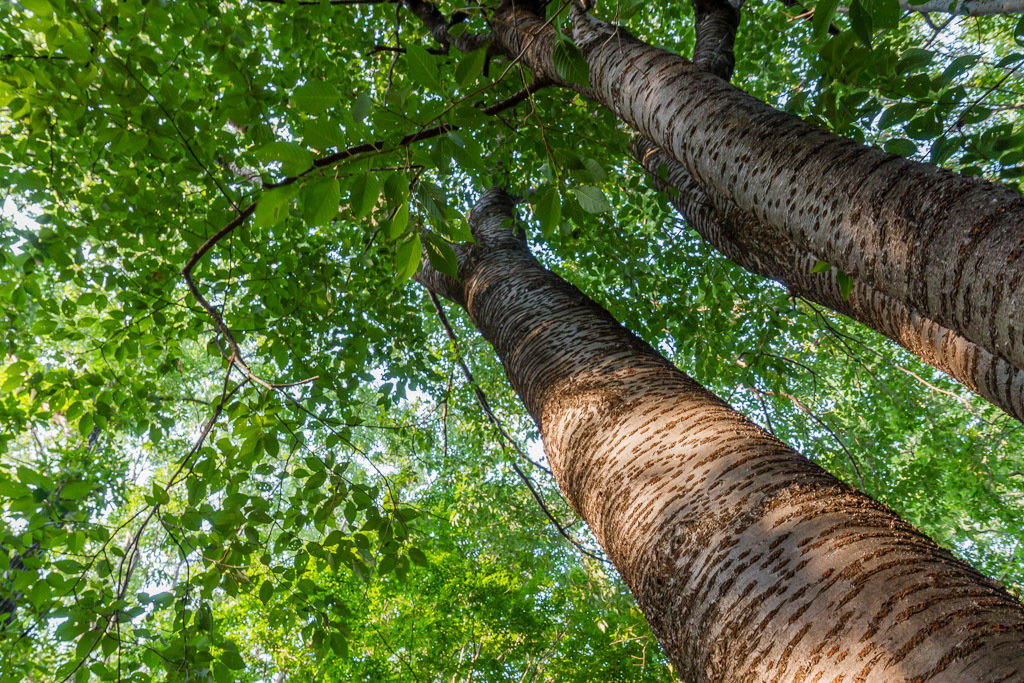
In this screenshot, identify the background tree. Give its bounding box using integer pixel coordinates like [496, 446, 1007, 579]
[2, 0, 1024, 680]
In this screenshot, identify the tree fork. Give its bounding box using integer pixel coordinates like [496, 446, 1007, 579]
[418, 187, 1024, 682]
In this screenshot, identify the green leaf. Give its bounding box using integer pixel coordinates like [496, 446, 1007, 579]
[78, 413, 94, 439]
[396, 233, 421, 281]
[837, 269, 855, 300]
[255, 141, 314, 177]
[152, 483, 170, 505]
[292, 80, 340, 115]
[533, 187, 562, 236]
[896, 48, 933, 75]
[22, 0, 54, 15]
[302, 120, 347, 151]
[862, 0, 901, 30]
[848, 0, 873, 47]
[60, 481, 93, 500]
[408, 547, 428, 567]
[351, 92, 372, 123]
[573, 186, 611, 213]
[1, 373, 21, 393]
[552, 36, 590, 88]
[384, 171, 410, 209]
[424, 233, 458, 278]
[877, 102, 917, 130]
[884, 138, 918, 157]
[349, 174, 382, 219]
[810, 260, 832, 273]
[930, 136, 962, 166]
[455, 47, 489, 88]
[406, 44, 443, 91]
[388, 201, 410, 239]
[1015, 14, 1024, 44]
[330, 632, 349, 657]
[254, 185, 300, 228]
[302, 177, 340, 227]
[378, 554, 396, 576]
[258, 580, 274, 604]
[937, 55, 980, 87]
[813, 0, 840, 40]
[221, 650, 245, 670]
[264, 432, 280, 458]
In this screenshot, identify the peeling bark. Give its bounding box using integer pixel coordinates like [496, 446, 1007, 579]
[488, 4, 1024, 386]
[419, 187, 1024, 682]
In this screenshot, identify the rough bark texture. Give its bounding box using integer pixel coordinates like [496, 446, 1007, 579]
[636, 139, 1024, 421]
[897, 0, 1024, 14]
[488, 4, 1024, 384]
[618, 0, 1024, 421]
[419, 187, 1024, 682]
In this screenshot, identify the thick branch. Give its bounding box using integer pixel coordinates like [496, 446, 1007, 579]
[692, 0, 741, 80]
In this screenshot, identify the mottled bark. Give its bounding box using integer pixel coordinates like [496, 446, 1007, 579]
[488, 5, 1024, 385]
[636, 139, 1024, 421]
[419, 187, 1024, 682]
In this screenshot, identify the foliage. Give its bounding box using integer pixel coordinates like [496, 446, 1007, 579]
[1, 0, 1023, 680]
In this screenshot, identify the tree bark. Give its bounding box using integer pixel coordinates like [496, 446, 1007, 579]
[418, 187, 1024, 682]
[619, 0, 1024, 421]
[636, 139, 1024, 421]
[692, 0, 741, 81]
[894, 0, 1024, 15]
[487, 3, 1024, 386]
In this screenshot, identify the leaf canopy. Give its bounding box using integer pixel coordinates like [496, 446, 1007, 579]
[1, 0, 1023, 679]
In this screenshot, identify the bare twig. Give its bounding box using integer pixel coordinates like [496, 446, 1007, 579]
[428, 293, 610, 566]
[755, 387, 867, 492]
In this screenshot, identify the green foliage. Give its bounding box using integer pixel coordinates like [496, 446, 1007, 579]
[0, 0, 1022, 680]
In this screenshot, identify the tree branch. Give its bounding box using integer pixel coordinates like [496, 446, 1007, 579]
[895, 0, 1024, 14]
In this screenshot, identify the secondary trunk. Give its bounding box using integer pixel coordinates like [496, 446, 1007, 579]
[487, 3, 1024, 384]
[418, 187, 1024, 682]
[635, 138, 1024, 422]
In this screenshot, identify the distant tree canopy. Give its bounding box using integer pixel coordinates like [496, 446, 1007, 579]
[1, 0, 1023, 680]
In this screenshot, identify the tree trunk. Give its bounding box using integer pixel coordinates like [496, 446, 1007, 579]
[635, 138, 1024, 422]
[418, 187, 1024, 682]
[622, 0, 1024, 422]
[487, 3, 1024, 385]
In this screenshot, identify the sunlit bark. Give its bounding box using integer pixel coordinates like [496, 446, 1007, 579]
[624, 0, 1024, 421]
[636, 139, 1024, 422]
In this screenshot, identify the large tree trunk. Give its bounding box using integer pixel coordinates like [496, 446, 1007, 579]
[635, 139, 1024, 422]
[403, 0, 1024, 418]
[622, 0, 1024, 422]
[418, 187, 1024, 682]
[485, 3, 1024, 389]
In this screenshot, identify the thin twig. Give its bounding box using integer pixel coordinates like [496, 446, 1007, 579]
[756, 387, 867, 492]
[428, 293, 610, 566]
